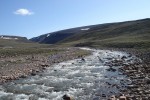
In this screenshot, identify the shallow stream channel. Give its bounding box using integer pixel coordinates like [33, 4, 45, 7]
[0, 48, 139, 100]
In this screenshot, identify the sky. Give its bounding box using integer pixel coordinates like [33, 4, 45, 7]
[0, 0, 150, 39]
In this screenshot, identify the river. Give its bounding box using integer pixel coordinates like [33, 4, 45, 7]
[0, 48, 139, 100]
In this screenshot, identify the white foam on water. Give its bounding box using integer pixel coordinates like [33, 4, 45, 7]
[39, 98, 49, 100]
[15, 94, 29, 100]
[0, 48, 139, 99]
[0, 91, 13, 97]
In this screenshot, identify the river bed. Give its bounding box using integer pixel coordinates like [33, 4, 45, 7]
[0, 48, 138, 100]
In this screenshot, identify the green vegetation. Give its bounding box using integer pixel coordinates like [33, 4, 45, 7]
[1, 18, 150, 58]
[57, 18, 150, 50]
[0, 48, 62, 57]
[0, 38, 60, 57]
[0, 39, 51, 48]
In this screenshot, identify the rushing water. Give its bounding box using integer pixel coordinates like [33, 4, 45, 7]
[0, 48, 138, 100]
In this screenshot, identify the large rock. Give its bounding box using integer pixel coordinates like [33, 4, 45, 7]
[62, 94, 73, 100]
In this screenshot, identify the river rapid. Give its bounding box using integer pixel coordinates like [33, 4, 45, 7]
[0, 48, 139, 100]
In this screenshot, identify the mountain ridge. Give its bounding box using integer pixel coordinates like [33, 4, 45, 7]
[29, 18, 150, 48]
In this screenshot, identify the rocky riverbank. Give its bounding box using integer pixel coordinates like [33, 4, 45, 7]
[0, 48, 137, 100]
[108, 49, 150, 100]
[91, 47, 150, 99]
[0, 47, 91, 84]
[1, 47, 149, 99]
[121, 50, 150, 100]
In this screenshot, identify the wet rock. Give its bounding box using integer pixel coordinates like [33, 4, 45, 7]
[41, 64, 49, 67]
[108, 95, 116, 100]
[31, 73, 36, 76]
[121, 56, 127, 60]
[1, 76, 10, 80]
[106, 67, 117, 72]
[119, 94, 127, 100]
[128, 53, 132, 57]
[42, 67, 46, 70]
[127, 85, 138, 89]
[93, 97, 99, 100]
[62, 94, 73, 100]
[106, 82, 111, 85]
[20, 74, 27, 78]
[101, 94, 106, 97]
[106, 57, 113, 60]
[97, 56, 103, 62]
[146, 79, 150, 84]
[30, 70, 36, 76]
[62, 65, 66, 68]
[54, 70, 57, 72]
[81, 58, 85, 62]
[53, 89, 59, 92]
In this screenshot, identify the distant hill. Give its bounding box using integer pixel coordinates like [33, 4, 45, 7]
[30, 18, 150, 48]
[30, 26, 91, 44]
[0, 35, 50, 48]
[0, 35, 27, 41]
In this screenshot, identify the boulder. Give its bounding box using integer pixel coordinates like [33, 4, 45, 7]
[146, 79, 150, 84]
[62, 94, 73, 100]
[108, 95, 116, 100]
[106, 67, 116, 72]
[121, 56, 127, 60]
[20, 74, 27, 78]
[119, 94, 127, 100]
[81, 58, 85, 62]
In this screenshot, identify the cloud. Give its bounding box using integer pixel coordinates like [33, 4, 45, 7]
[14, 8, 34, 16]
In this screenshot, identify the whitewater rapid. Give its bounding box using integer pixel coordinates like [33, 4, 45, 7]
[0, 48, 138, 100]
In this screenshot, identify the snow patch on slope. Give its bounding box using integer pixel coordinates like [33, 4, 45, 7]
[81, 28, 90, 31]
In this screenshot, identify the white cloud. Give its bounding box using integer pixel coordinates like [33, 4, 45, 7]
[14, 8, 34, 16]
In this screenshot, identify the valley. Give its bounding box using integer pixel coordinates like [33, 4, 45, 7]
[0, 18, 150, 100]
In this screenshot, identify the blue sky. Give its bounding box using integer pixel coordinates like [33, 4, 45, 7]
[0, 0, 150, 39]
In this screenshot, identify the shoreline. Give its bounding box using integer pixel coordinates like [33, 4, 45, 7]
[0, 47, 91, 84]
[119, 49, 150, 99]
[90, 47, 150, 99]
[0, 47, 149, 99]
[0, 47, 136, 99]
[103, 48, 150, 99]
